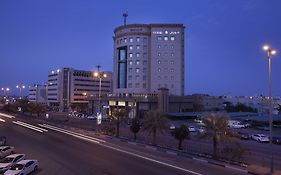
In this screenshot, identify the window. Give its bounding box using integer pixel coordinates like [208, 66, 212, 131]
[157, 60, 161, 64]
[143, 75, 147, 80]
[143, 37, 147, 43]
[143, 60, 147, 65]
[158, 76, 161, 80]
[129, 38, 133, 42]
[170, 60, 174, 64]
[124, 38, 127, 43]
[158, 68, 161, 72]
[143, 83, 146, 88]
[143, 45, 147, 51]
[128, 75, 132, 80]
[120, 39, 123, 43]
[128, 68, 132, 73]
[157, 36, 162, 41]
[135, 83, 140, 88]
[136, 37, 140, 42]
[129, 60, 133, 65]
[129, 53, 133, 58]
[170, 68, 174, 72]
[157, 45, 161, 49]
[136, 75, 140, 80]
[136, 45, 140, 50]
[143, 53, 147, 58]
[165, 30, 168, 34]
[171, 45, 174, 49]
[164, 36, 168, 41]
[136, 53, 140, 58]
[171, 53, 174, 57]
[143, 68, 147, 73]
[171, 36, 175, 41]
[129, 45, 133, 50]
[158, 53, 161, 57]
[136, 68, 140, 73]
[136, 60, 140, 65]
[128, 83, 132, 88]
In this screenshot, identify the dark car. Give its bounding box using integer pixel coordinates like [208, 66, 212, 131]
[238, 132, 250, 140]
[272, 137, 281, 145]
[0, 136, 6, 146]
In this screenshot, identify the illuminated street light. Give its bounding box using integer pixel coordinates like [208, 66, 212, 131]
[1, 87, 10, 97]
[262, 44, 276, 174]
[16, 85, 25, 98]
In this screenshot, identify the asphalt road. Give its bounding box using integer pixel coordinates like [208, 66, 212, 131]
[0, 114, 248, 175]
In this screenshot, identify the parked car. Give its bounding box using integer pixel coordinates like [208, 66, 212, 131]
[169, 125, 176, 130]
[5, 160, 39, 175]
[251, 134, 270, 143]
[0, 136, 6, 146]
[188, 126, 196, 132]
[237, 132, 250, 140]
[197, 127, 205, 133]
[272, 137, 281, 145]
[228, 120, 245, 129]
[0, 146, 14, 159]
[0, 154, 26, 174]
[87, 115, 97, 120]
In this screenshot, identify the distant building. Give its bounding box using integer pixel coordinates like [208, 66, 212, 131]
[28, 85, 47, 104]
[47, 68, 113, 111]
[113, 24, 185, 96]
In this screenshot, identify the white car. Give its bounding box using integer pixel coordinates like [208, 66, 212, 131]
[5, 160, 39, 175]
[0, 154, 26, 174]
[188, 126, 196, 132]
[251, 134, 270, 143]
[0, 146, 14, 159]
[169, 125, 176, 130]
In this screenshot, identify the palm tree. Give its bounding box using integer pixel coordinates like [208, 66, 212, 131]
[130, 118, 141, 140]
[111, 108, 128, 137]
[172, 124, 189, 150]
[142, 110, 169, 145]
[198, 112, 231, 158]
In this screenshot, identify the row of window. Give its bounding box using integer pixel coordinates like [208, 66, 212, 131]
[128, 83, 146, 89]
[157, 76, 175, 80]
[128, 60, 147, 66]
[157, 68, 175, 73]
[74, 89, 109, 92]
[128, 45, 147, 51]
[157, 36, 175, 41]
[128, 68, 147, 74]
[128, 75, 147, 81]
[158, 84, 174, 88]
[157, 60, 174, 65]
[74, 79, 110, 83]
[117, 37, 148, 45]
[157, 44, 175, 49]
[157, 52, 174, 57]
[74, 84, 110, 88]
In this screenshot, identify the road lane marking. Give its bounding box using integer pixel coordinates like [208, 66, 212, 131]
[0, 118, 5, 122]
[12, 121, 47, 133]
[38, 124, 202, 175]
[0, 113, 16, 119]
[16, 121, 48, 132]
[225, 165, 247, 173]
[38, 124, 102, 144]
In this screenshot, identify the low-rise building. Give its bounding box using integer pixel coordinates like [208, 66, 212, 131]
[28, 85, 47, 104]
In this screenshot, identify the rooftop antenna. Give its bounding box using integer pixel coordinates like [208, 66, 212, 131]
[123, 11, 128, 26]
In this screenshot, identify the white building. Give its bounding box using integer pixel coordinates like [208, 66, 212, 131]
[47, 68, 112, 111]
[113, 24, 185, 96]
[28, 85, 47, 104]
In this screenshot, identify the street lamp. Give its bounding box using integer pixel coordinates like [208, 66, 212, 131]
[93, 65, 107, 116]
[16, 85, 25, 98]
[263, 44, 276, 174]
[1, 88, 10, 97]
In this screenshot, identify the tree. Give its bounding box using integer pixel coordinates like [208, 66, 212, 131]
[278, 105, 281, 114]
[171, 124, 189, 150]
[130, 118, 141, 140]
[34, 103, 47, 117]
[142, 110, 169, 145]
[111, 108, 128, 137]
[198, 112, 232, 159]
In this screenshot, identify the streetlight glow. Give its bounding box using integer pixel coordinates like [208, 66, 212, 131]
[263, 45, 269, 51]
[271, 50, 276, 55]
[94, 72, 99, 77]
[103, 73, 107, 78]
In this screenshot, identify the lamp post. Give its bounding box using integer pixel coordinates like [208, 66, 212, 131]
[16, 85, 25, 98]
[263, 44, 276, 174]
[1, 88, 10, 97]
[93, 65, 107, 116]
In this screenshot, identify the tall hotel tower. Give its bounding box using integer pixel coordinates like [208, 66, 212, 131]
[113, 24, 185, 96]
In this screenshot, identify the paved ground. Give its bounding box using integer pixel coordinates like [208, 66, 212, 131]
[0, 113, 251, 175]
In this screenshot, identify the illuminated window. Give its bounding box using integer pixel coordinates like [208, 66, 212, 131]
[158, 53, 161, 56]
[171, 45, 174, 49]
[118, 101, 126, 106]
[136, 60, 140, 65]
[129, 53, 133, 58]
[136, 45, 140, 49]
[136, 53, 140, 57]
[158, 60, 161, 64]
[157, 36, 162, 41]
[165, 31, 168, 34]
[171, 53, 174, 57]
[158, 45, 161, 49]
[158, 68, 161, 72]
[136, 37, 140, 42]
[171, 36, 175, 41]
[129, 60, 133, 65]
[129, 45, 133, 50]
[109, 101, 116, 106]
[136, 68, 140, 73]
[164, 36, 168, 41]
[129, 38, 133, 42]
[124, 38, 127, 43]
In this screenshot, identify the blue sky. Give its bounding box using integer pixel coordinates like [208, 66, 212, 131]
[0, 0, 281, 96]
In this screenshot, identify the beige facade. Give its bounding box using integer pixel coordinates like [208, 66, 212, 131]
[113, 24, 185, 96]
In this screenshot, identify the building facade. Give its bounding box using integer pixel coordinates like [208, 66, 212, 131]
[47, 68, 112, 111]
[113, 24, 185, 96]
[28, 85, 47, 104]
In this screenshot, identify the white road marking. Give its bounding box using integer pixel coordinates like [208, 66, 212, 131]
[0, 118, 5, 122]
[225, 165, 247, 173]
[38, 124, 102, 144]
[12, 121, 47, 133]
[39, 123, 202, 175]
[16, 121, 48, 132]
[0, 113, 16, 119]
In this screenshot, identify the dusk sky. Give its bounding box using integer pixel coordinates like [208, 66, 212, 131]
[0, 0, 281, 96]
